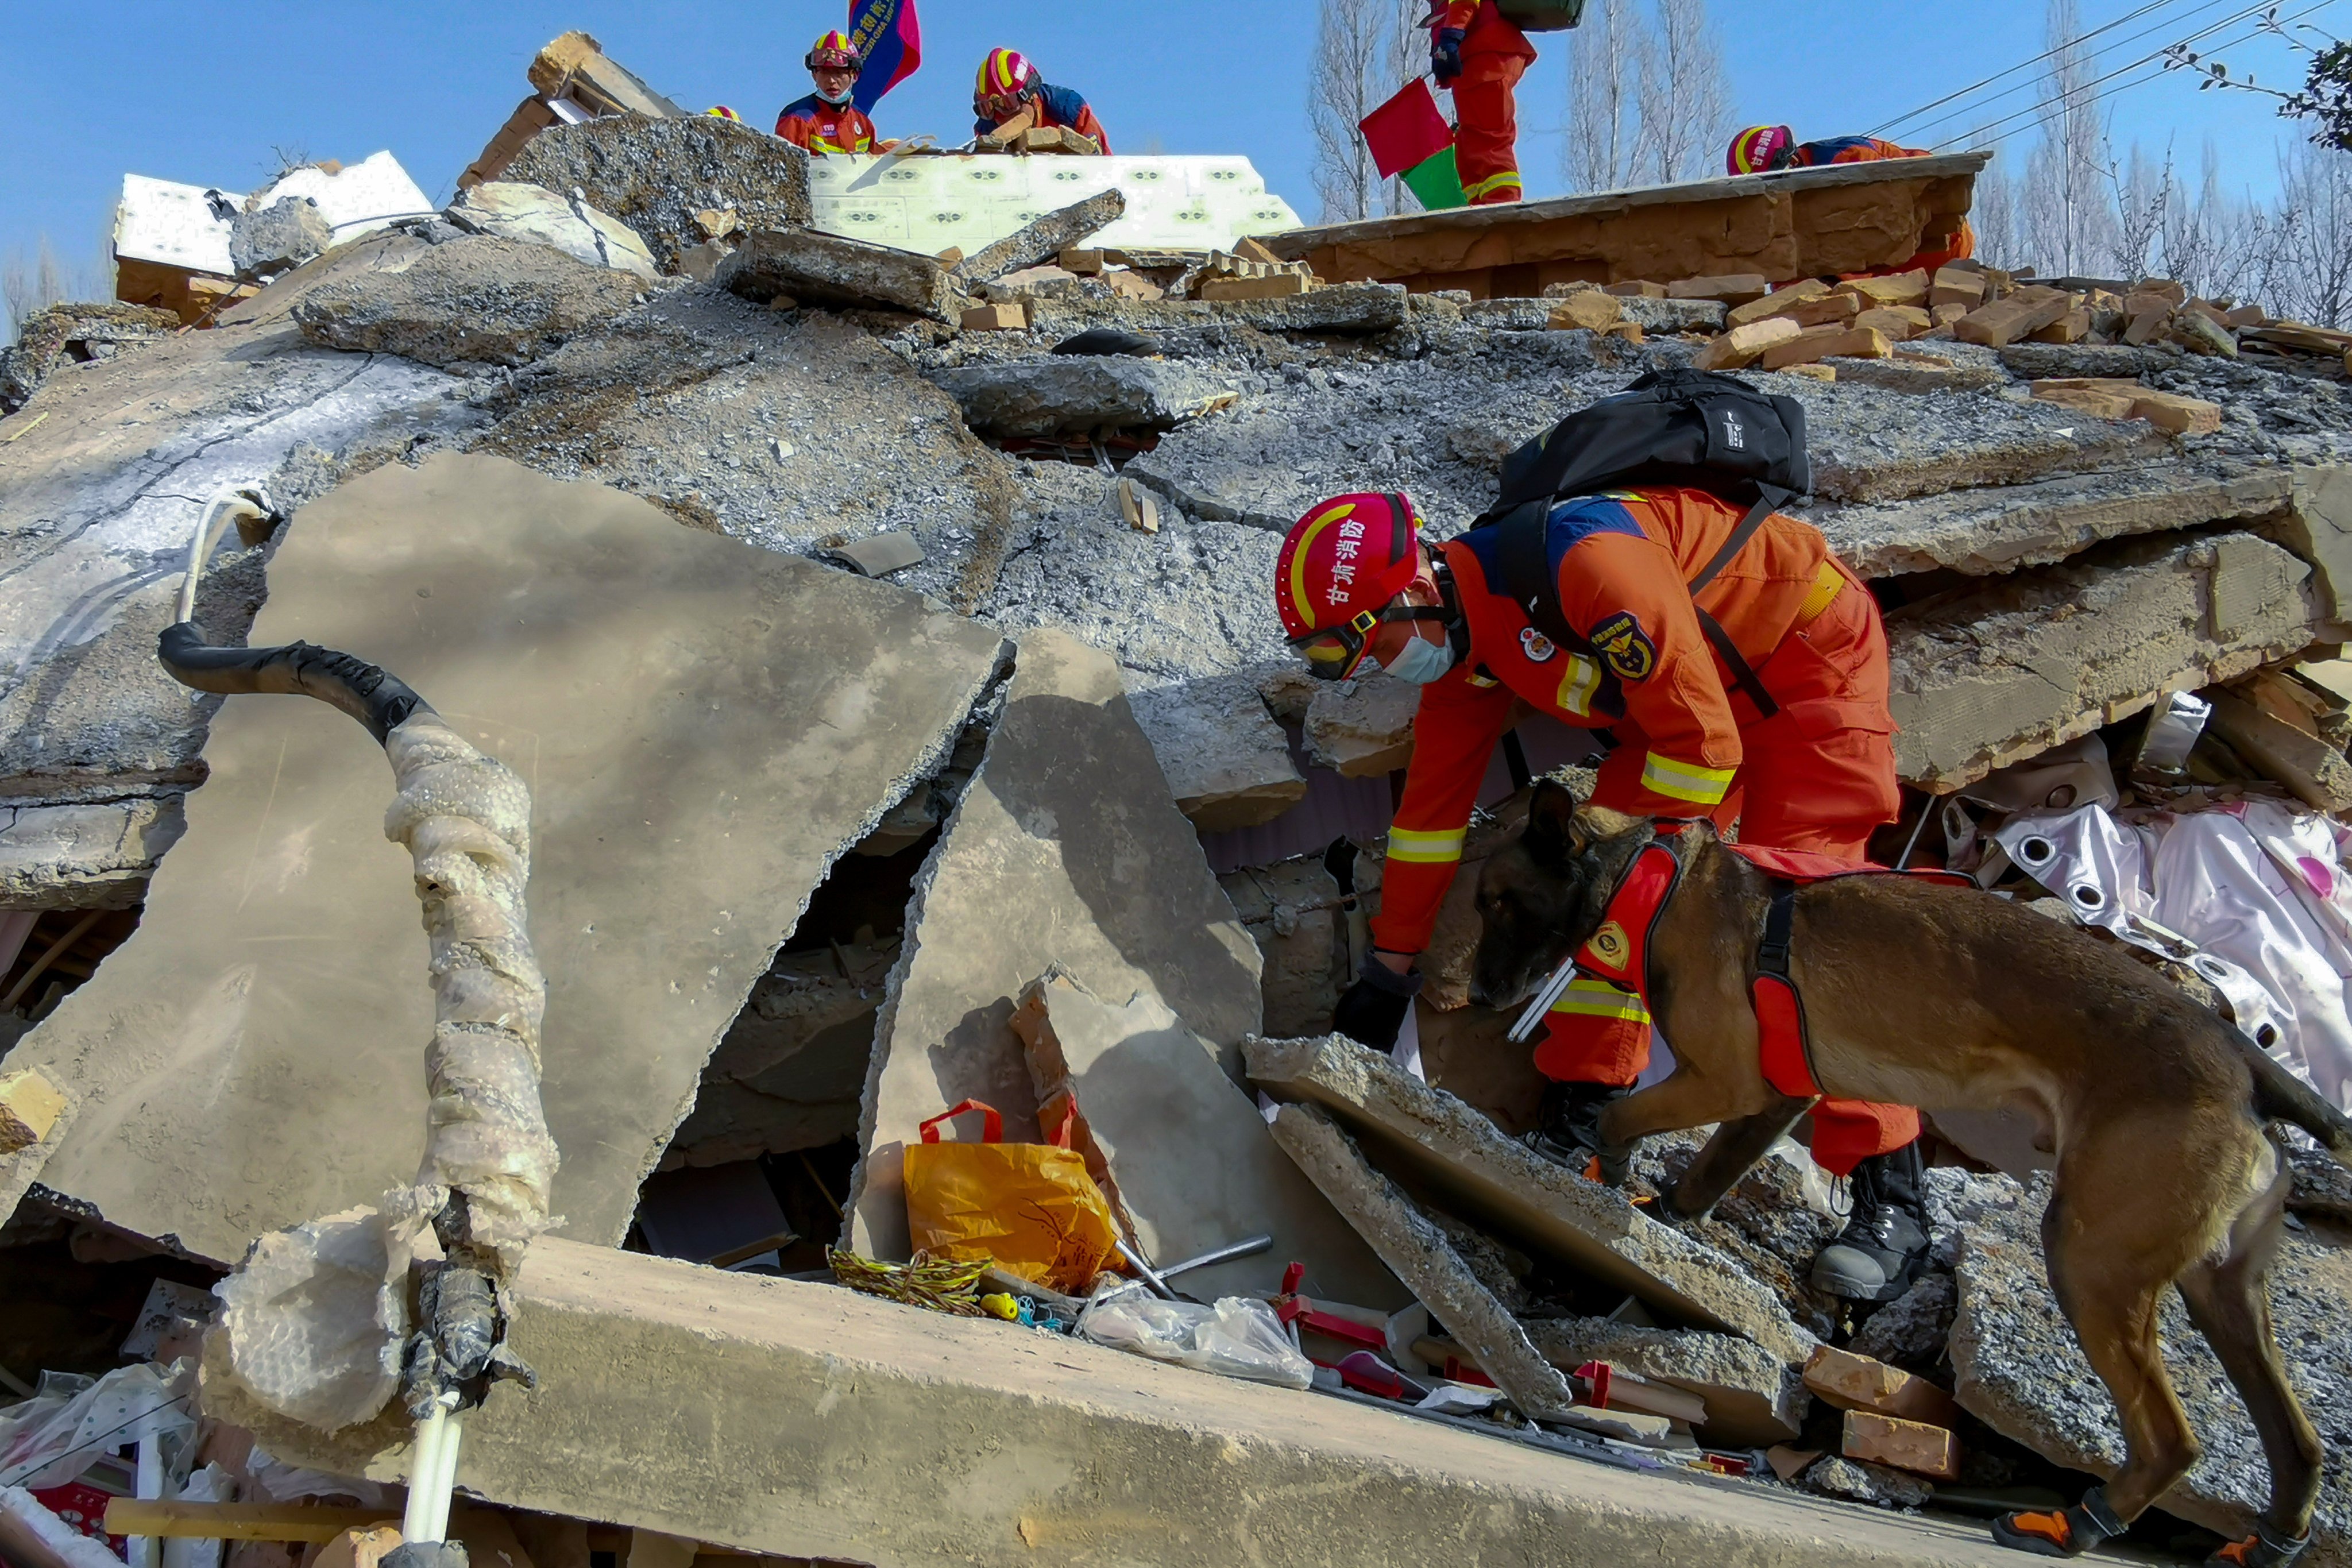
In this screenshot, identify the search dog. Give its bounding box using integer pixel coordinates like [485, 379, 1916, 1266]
[1468, 780, 2352, 1564]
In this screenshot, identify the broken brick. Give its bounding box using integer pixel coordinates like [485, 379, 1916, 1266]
[1802, 1345, 1961, 1427]
[2029, 307, 2092, 344]
[1725, 279, 1829, 329]
[2131, 390, 2223, 435]
[1852, 306, 1928, 342]
[0, 1067, 66, 1153]
[1665, 273, 1770, 304]
[1836, 270, 1928, 310]
[1603, 280, 1666, 297]
[1842, 1410, 1961, 1481]
[1195, 273, 1315, 302]
[1759, 325, 1891, 370]
[1548, 291, 1624, 332]
[1694, 316, 1802, 369]
[1953, 287, 2074, 347]
[1930, 267, 1987, 311]
[960, 301, 1030, 331]
[2032, 384, 2139, 420]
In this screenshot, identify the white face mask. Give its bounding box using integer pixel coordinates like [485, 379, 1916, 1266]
[1382, 630, 1455, 685]
[816, 82, 853, 106]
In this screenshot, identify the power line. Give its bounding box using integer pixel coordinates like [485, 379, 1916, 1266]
[1868, 0, 2222, 137]
[1931, 0, 2339, 149]
[1907, 0, 2282, 146]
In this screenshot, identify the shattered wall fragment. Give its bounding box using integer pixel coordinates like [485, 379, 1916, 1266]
[501, 116, 813, 273]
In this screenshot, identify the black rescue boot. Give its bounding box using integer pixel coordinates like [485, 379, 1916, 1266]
[1991, 1485, 2128, 1557]
[1521, 1080, 1634, 1183]
[1809, 1141, 1933, 1301]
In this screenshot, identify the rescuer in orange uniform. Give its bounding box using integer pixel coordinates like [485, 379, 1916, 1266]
[1275, 488, 1932, 1300]
[1728, 125, 1975, 272]
[1429, 1, 1538, 205]
[972, 49, 1112, 153]
[775, 32, 896, 155]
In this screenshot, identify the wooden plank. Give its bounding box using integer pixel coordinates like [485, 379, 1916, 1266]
[102, 1501, 399, 1543]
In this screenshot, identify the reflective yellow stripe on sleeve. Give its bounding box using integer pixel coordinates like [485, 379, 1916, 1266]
[1549, 976, 1651, 1024]
[1640, 752, 1737, 806]
[1385, 825, 1467, 865]
[1555, 654, 1602, 717]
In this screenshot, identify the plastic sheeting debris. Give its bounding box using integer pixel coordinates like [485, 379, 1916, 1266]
[214, 1208, 411, 1435]
[1075, 1282, 1315, 1388]
[0, 1363, 192, 1492]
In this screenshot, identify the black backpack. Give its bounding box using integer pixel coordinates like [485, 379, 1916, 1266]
[1464, 368, 1812, 717]
[1497, 0, 1588, 29]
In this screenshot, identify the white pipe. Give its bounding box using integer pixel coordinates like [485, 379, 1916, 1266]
[399, 1404, 450, 1542]
[422, 1412, 464, 1542]
[125, 1438, 162, 1568]
[175, 491, 268, 625]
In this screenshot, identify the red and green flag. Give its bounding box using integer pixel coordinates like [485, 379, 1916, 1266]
[1358, 79, 1466, 211]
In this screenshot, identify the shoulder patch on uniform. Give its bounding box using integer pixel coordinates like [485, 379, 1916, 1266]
[1590, 610, 1657, 681]
[1519, 627, 1558, 663]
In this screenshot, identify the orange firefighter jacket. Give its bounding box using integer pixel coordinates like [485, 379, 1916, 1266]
[1435, 0, 1538, 60]
[775, 96, 879, 155]
[1369, 486, 1847, 955]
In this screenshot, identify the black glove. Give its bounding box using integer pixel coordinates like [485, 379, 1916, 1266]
[1332, 951, 1424, 1050]
[1432, 27, 1467, 84]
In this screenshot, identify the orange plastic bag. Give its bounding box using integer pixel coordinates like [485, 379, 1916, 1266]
[902, 1099, 1120, 1295]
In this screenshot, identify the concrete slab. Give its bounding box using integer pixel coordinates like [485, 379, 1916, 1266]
[929, 358, 1240, 440]
[844, 628, 1262, 1261]
[1521, 1317, 1809, 1446]
[716, 229, 961, 320]
[952, 190, 1127, 286]
[1125, 673, 1306, 832]
[1888, 531, 2324, 791]
[291, 235, 645, 368]
[1219, 857, 1349, 1039]
[1270, 1101, 1585, 1420]
[206, 1235, 2046, 1568]
[2, 453, 1004, 1261]
[1809, 463, 2294, 581]
[1246, 1033, 1814, 1364]
[0, 798, 184, 910]
[500, 117, 813, 274]
[1013, 970, 1401, 1306]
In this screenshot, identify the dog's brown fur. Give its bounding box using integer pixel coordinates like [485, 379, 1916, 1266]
[1470, 782, 2352, 1546]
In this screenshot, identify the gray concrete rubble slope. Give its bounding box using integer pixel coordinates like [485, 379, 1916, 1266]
[501, 115, 813, 273]
[1246, 1033, 1814, 1364]
[1271, 1101, 1585, 1419]
[845, 628, 1263, 1262]
[0, 798, 184, 911]
[1033, 281, 1412, 341]
[1948, 1175, 2351, 1567]
[292, 235, 646, 368]
[0, 255, 474, 809]
[1124, 673, 1305, 831]
[1, 452, 1004, 1262]
[462, 289, 1021, 615]
[716, 229, 961, 320]
[444, 181, 660, 280]
[1889, 531, 2322, 791]
[952, 188, 1126, 286]
[1520, 1316, 1808, 1446]
[1016, 970, 1401, 1307]
[207, 1236, 2041, 1568]
[929, 357, 1241, 440]
[1807, 462, 2294, 581]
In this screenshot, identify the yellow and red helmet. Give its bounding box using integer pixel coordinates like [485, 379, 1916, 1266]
[1728, 125, 1795, 175]
[808, 30, 863, 71]
[1276, 492, 1431, 681]
[975, 48, 1041, 118]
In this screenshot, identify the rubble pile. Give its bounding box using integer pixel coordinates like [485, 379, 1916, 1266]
[7, 67, 2352, 1568]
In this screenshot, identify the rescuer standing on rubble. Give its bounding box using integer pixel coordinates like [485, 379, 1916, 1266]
[1430, 0, 1538, 204]
[775, 32, 897, 155]
[972, 49, 1112, 153]
[1275, 489, 1935, 1301]
[1728, 125, 1975, 271]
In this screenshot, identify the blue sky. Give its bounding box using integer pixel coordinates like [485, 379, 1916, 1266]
[0, 0, 2337, 298]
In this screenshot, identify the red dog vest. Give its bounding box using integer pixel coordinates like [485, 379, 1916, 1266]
[1573, 831, 1968, 1100]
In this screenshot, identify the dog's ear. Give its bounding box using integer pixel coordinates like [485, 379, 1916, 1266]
[1522, 778, 1588, 868]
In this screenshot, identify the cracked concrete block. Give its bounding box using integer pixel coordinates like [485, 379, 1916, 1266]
[845, 628, 1263, 1263]
[952, 189, 1127, 286]
[293, 235, 644, 367]
[1888, 532, 2322, 792]
[1031, 281, 1412, 340]
[1520, 1316, 1809, 1445]
[1797, 380, 2172, 505]
[210, 1235, 2049, 1568]
[0, 797, 185, 910]
[5, 453, 1005, 1264]
[2266, 464, 2352, 629]
[1219, 858, 1348, 1038]
[1268, 1102, 1585, 1422]
[1620, 296, 1727, 334]
[1949, 1176, 2352, 1566]
[0, 302, 179, 414]
[929, 357, 1241, 441]
[501, 115, 812, 273]
[1809, 463, 2294, 581]
[1127, 673, 1306, 832]
[445, 181, 659, 280]
[1303, 673, 1420, 778]
[1246, 1033, 1815, 1363]
[229, 197, 331, 280]
[716, 229, 961, 320]
[1015, 970, 1401, 1306]
[1800, 1455, 1933, 1511]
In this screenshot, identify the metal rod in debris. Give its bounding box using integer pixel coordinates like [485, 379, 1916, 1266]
[1158, 1234, 1275, 1280]
[1508, 955, 1581, 1044]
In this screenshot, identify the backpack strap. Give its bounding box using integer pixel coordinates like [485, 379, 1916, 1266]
[1688, 484, 1791, 720]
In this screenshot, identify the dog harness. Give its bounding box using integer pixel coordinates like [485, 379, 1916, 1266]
[1570, 826, 1967, 1100]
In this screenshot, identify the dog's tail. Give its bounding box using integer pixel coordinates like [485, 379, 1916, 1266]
[2231, 1022, 2352, 1166]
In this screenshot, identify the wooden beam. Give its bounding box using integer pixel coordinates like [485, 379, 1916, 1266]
[101, 1502, 399, 1543]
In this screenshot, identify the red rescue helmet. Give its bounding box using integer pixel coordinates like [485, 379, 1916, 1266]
[808, 30, 863, 71]
[1276, 492, 1434, 681]
[975, 48, 1041, 119]
[1728, 125, 1795, 175]
[705, 105, 741, 122]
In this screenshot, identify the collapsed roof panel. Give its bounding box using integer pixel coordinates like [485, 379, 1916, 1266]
[2, 451, 1005, 1264]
